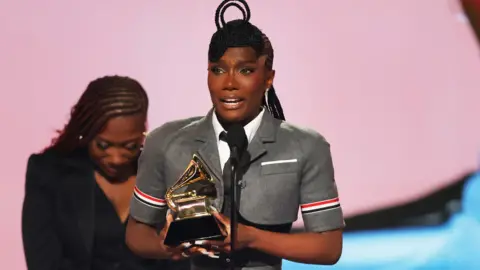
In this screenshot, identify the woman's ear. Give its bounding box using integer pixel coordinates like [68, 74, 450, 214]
[266, 70, 276, 89]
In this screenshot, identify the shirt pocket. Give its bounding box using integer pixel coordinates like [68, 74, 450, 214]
[260, 159, 298, 175]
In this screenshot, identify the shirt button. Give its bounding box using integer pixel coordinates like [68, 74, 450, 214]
[226, 258, 230, 263]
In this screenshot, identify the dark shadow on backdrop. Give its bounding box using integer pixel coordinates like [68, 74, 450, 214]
[343, 171, 475, 232]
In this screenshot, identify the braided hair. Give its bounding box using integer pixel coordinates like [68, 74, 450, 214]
[208, 0, 285, 120]
[46, 75, 149, 155]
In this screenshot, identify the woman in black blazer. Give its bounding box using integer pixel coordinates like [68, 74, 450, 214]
[21, 75, 182, 270]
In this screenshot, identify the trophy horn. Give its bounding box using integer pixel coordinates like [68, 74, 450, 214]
[165, 154, 217, 213]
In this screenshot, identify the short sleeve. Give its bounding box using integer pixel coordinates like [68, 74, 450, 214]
[300, 135, 345, 233]
[130, 130, 168, 225]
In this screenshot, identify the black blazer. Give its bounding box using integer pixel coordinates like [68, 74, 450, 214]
[21, 149, 188, 270]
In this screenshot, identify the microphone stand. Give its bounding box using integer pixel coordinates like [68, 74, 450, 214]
[224, 124, 247, 270]
[229, 150, 240, 270]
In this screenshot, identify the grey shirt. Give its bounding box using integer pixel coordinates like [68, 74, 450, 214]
[130, 110, 345, 270]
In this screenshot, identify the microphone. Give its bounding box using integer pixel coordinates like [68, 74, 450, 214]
[226, 124, 248, 163]
[225, 124, 248, 269]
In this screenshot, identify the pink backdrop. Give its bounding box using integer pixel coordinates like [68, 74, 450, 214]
[1, 0, 480, 268]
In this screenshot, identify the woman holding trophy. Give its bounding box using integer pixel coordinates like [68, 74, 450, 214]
[126, 1, 344, 269]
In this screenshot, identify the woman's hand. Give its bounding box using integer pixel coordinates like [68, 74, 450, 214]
[202, 211, 257, 253]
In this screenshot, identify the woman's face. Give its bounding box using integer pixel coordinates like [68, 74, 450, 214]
[88, 114, 145, 179]
[208, 47, 275, 124]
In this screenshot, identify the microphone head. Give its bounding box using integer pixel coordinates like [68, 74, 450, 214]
[226, 123, 248, 153]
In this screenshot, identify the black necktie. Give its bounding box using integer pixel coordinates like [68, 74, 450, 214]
[219, 132, 232, 217]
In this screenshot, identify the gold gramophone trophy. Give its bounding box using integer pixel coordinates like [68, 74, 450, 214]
[163, 153, 226, 246]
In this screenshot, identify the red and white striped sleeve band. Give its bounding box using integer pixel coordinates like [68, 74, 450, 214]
[301, 197, 340, 214]
[133, 186, 167, 209]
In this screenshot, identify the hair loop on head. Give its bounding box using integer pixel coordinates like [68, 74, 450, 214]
[215, 0, 251, 29]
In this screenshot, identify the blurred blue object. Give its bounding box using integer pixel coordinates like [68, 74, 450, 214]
[283, 172, 480, 269]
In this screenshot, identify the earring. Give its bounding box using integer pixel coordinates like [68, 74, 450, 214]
[78, 135, 83, 140]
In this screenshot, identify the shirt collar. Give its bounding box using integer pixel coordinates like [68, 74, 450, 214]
[212, 108, 265, 143]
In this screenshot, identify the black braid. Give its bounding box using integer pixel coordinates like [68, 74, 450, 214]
[208, 0, 285, 120]
[262, 85, 285, 121]
[46, 75, 149, 155]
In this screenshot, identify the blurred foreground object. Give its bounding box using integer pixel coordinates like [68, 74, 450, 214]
[461, 0, 480, 44]
[284, 172, 480, 269]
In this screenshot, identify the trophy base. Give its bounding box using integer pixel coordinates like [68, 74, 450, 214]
[164, 215, 226, 247]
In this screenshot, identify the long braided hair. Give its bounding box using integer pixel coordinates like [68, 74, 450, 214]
[46, 75, 149, 155]
[208, 0, 285, 121]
